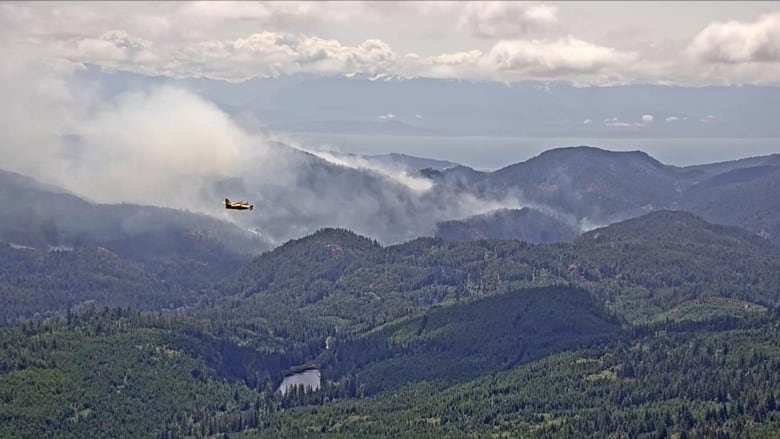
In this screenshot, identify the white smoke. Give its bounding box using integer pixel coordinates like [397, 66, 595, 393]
[305, 150, 435, 193]
[0, 44, 258, 215]
[449, 192, 526, 220]
[0, 42, 558, 246]
[66, 86, 250, 208]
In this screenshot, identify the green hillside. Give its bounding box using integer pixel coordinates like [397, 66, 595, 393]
[214, 211, 780, 340]
[320, 286, 621, 394]
[255, 316, 780, 439]
[1, 211, 779, 438]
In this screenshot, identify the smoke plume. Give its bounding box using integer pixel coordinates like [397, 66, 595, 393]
[0, 47, 527, 246]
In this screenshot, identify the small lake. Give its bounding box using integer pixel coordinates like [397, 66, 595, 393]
[277, 369, 321, 396]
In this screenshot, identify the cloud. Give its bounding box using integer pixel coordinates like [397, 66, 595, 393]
[169, 32, 398, 81]
[665, 116, 688, 122]
[457, 1, 558, 38]
[583, 119, 593, 124]
[481, 37, 636, 79]
[178, 1, 297, 22]
[0, 2, 109, 40]
[605, 121, 639, 127]
[406, 37, 637, 83]
[0, 2, 639, 85]
[372, 1, 557, 39]
[0, 2, 364, 49]
[58, 30, 156, 66]
[402, 49, 485, 79]
[689, 13, 780, 64]
[177, 0, 360, 27]
[699, 114, 721, 123]
[26, 21, 634, 84]
[5, 2, 780, 86]
[603, 115, 655, 127]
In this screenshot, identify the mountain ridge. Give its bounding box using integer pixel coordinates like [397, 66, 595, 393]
[79, 66, 780, 138]
[4, 143, 780, 255]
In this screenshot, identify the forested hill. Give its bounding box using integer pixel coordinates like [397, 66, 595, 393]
[576, 209, 776, 250]
[434, 207, 578, 243]
[0, 168, 269, 258]
[0, 240, 245, 323]
[214, 210, 780, 339]
[3, 209, 776, 326]
[319, 286, 622, 394]
[431, 146, 780, 243]
[1, 210, 780, 438]
[234, 227, 381, 296]
[0, 167, 271, 322]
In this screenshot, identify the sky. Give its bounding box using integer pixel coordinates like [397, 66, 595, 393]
[2, 1, 780, 85]
[1, 1, 780, 200]
[0, 1, 779, 239]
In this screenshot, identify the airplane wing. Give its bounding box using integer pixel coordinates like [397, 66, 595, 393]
[224, 198, 253, 210]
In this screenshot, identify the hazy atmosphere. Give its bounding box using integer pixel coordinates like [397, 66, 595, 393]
[2, 1, 780, 245]
[2, 3, 780, 438]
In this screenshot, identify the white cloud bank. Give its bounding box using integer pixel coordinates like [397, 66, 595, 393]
[481, 37, 635, 79]
[2, 2, 780, 85]
[456, 1, 559, 39]
[689, 13, 780, 63]
[40, 28, 638, 84]
[603, 114, 655, 127]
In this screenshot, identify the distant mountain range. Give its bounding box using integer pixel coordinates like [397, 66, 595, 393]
[209, 143, 780, 245]
[78, 66, 780, 138]
[439, 147, 780, 241]
[3, 144, 780, 252]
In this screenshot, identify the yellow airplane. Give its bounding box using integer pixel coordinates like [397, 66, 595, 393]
[224, 198, 253, 210]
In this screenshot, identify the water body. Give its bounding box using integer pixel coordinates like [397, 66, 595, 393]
[277, 369, 321, 396]
[285, 134, 780, 171]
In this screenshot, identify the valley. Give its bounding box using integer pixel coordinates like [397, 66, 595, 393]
[4, 2, 780, 437]
[2, 138, 780, 439]
[1, 167, 780, 437]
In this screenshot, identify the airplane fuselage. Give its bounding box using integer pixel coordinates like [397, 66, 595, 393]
[225, 198, 253, 210]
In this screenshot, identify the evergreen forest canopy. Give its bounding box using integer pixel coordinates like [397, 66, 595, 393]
[1, 147, 780, 438]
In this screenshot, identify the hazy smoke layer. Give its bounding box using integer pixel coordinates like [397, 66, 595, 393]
[0, 48, 526, 245]
[306, 150, 435, 193]
[1, 46, 248, 210]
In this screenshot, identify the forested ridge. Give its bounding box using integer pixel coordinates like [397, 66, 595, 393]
[1, 210, 780, 438]
[0, 241, 247, 323]
[258, 315, 780, 438]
